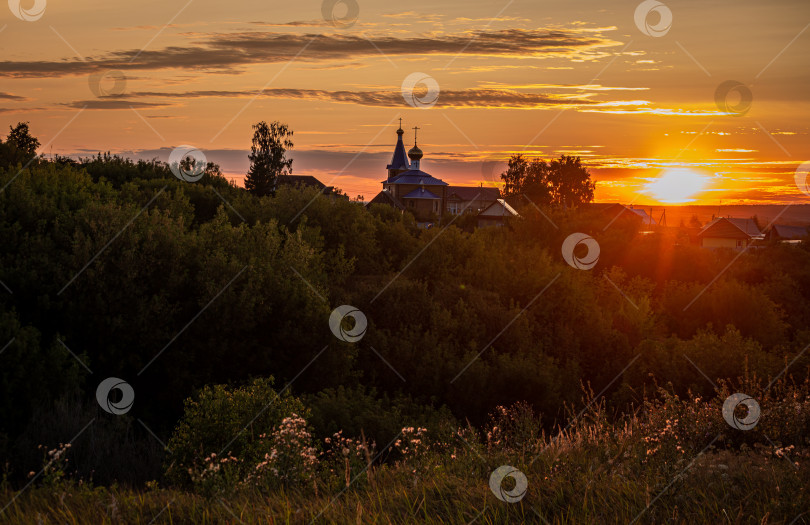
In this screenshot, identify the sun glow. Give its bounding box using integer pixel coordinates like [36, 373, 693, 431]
[643, 168, 710, 203]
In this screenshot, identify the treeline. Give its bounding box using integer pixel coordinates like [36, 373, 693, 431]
[1, 135, 809, 486]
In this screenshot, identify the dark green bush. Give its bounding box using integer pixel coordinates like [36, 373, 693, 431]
[164, 378, 307, 488]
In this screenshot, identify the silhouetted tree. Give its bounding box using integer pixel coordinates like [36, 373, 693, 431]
[244, 121, 293, 197]
[1, 122, 40, 168]
[546, 155, 595, 208]
[6, 122, 40, 157]
[500, 154, 594, 208]
[500, 154, 551, 204]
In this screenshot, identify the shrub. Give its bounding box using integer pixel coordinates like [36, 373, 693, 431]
[164, 377, 307, 489]
[304, 385, 456, 448]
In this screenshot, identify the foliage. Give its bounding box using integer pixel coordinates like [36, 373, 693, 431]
[244, 121, 293, 197]
[164, 378, 308, 488]
[0, 313, 83, 443]
[304, 386, 455, 452]
[500, 154, 595, 207]
[501, 154, 551, 204]
[0, 122, 40, 169]
[2, 123, 810, 512]
[5, 376, 809, 523]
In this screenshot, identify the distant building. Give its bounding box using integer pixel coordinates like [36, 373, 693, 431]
[276, 175, 335, 194]
[629, 207, 657, 227]
[477, 199, 519, 228]
[373, 125, 447, 222]
[367, 123, 500, 224]
[765, 224, 808, 244]
[586, 203, 658, 228]
[446, 186, 500, 215]
[367, 189, 405, 211]
[698, 217, 763, 250]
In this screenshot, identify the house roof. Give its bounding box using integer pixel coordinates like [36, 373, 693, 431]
[384, 169, 448, 186]
[769, 224, 808, 239]
[628, 208, 657, 225]
[446, 186, 500, 202]
[698, 217, 762, 239]
[479, 198, 519, 218]
[276, 175, 326, 190]
[367, 190, 405, 210]
[402, 187, 441, 199]
[585, 203, 657, 224]
[586, 202, 624, 212]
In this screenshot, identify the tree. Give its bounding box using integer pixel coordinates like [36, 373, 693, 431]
[546, 155, 595, 208]
[244, 121, 293, 196]
[7, 122, 40, 157]
[500, 154, 551, 204]
[1, 122, 41, 168]
[500, 154, 594, 208]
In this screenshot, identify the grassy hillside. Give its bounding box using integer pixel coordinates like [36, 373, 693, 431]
[2, 377, 808, 524]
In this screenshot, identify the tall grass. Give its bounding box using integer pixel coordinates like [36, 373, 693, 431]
[2, 374, 808, 524]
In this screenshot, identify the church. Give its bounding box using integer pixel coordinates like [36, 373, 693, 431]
[367, 122, 503, 224]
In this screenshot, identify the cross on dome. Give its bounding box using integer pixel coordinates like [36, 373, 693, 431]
[408, 126, 423, 168]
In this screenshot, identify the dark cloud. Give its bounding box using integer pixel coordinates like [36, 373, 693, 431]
[60, 100, 176, 110]
[0, 29, 620, 78]
[0, 107, 45, 113]
[250, 20, 331, 27]
[0, 92, 27, 101]
[90, 147, 410, 184]
[98, 87, 594, 109]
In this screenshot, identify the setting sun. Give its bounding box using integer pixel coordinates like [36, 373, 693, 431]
[643, 168, 710, 203]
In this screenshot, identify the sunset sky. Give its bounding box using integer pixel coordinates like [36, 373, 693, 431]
[1, 0, 808, 204]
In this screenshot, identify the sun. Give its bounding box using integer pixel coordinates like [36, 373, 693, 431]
[643, 168, 710, 204]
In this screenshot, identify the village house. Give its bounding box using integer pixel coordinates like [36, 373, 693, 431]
[477, 199, 520, 228]
[276, 175, 335, 194]
[764, 224, 808, 244]
[586, 203, 658, 226]
[446, 186, 500, 215]
[698, 217, 763, 250]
